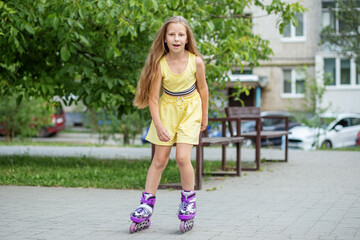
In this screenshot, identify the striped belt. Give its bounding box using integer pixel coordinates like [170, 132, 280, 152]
[164, 83, 196, 96]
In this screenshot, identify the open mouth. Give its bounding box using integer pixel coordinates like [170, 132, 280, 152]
[173, 44, 180, 48]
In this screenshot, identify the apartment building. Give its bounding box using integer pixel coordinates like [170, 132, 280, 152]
[227, 0, 360, 113]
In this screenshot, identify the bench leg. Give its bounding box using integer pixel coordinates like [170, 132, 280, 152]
[222, 145, 226, 171]
[255, 139, 260, 170]
[285, 135, 288, 162]
[202, 146, 204, 175]
[255, 118, 261, 170]
[236, 142, 241, 176]
[195, 145, 202, 190]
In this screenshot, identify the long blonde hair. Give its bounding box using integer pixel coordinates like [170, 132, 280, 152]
[133, 16, 200, 109]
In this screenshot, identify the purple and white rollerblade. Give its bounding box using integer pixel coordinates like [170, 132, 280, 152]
[129, 192, 156, 233]
[178, 190, 196, 233]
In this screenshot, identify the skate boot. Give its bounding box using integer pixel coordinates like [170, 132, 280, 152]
[177, 190, 196, 233]
[129, 191, 156, 234]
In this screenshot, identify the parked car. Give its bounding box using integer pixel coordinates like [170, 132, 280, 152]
[38, 106, 66, 137]
[288, 113, 360, 150]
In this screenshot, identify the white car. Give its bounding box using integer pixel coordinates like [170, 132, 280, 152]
[288, 113, 360, 150]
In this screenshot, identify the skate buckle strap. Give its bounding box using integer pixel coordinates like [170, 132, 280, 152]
[177, 201, 186, 215]
[141, 193, 156, 208]
[177, 203, 193, 216]
[138, 204, 153, 214]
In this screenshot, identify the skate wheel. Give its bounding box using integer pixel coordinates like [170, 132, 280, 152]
[129, 222, 136, 234]
[180, 219, 194, 233]
[129, 219, 151, 234]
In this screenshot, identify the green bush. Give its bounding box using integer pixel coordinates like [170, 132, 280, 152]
[0, 96, 53, 141]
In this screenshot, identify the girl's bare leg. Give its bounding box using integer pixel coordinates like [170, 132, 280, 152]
[175, 143, 195, 191]
[144, 145, 172, 195]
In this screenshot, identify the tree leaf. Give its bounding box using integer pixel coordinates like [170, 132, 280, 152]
[53, 17, 59, 30]
[78, 9, 85, 19]
[60, 45, 71, 61]
[79, 35, 90, 46]
[24, 24, 35, 35]
[151, 0, 158, 11]
[16, 94, 23, 105]
[206, 22, 215, 32]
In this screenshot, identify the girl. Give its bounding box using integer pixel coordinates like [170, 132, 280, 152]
[130, 16, 208, 233]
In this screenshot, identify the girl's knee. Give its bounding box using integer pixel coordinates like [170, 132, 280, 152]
[176, 155, 191, 168]
[152, 156, 168, 170]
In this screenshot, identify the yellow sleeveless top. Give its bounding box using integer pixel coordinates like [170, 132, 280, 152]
[159, 52, 196, 93]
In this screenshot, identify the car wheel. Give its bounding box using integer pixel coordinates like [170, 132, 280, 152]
[321, 140, 332, 149]
[242, 139, 254, 148]
[38, 127, 49, 138]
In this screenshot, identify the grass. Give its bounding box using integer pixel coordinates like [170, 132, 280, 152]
[319, 145, 360, 151]
[0, 139, 151, 148]
[0, 155, 236, 189]
[0, 140, 107, 147]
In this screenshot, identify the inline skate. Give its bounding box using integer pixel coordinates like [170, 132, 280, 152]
[129, 192, 156, 234]
[178, 190, 196, 233]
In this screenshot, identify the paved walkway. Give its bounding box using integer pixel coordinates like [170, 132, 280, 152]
[1, 147, 360, 239]
[0, 145, 287, 162]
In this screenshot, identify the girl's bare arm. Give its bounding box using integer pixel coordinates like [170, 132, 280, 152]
[195, 56, 209, 132]
[148, 64, 171, 141]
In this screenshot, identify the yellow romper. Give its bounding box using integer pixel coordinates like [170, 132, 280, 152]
[145, 52, 202, 146]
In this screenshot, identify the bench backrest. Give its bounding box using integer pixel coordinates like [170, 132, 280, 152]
[225, 106, 260, 117]
[225, 107, 260, 137]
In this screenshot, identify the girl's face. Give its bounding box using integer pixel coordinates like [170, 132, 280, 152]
[165, 23, 188, 53]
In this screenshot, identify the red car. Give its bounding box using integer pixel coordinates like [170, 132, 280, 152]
[38, 107, 66, 137]
[356, 131, 360, 146]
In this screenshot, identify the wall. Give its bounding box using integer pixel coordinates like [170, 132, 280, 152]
[248, 0, 322, 111]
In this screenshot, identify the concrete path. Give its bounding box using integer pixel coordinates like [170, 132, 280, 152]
[0, 145, 288, 162]
[1, 148, 360, 239]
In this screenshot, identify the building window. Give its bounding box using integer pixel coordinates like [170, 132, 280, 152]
[322, 1, 336, 29]
[282, 12, 305, 42]
[322, 0, 360, 34]
[282, 69, 305, 97]
[283, 70, 292, 94]
[323, 57, 360, 87]
[232, 69, 252, 75]
[295, 69, 305, 94]
[340, 59, 350, 85]
[324, 58, 336, 85]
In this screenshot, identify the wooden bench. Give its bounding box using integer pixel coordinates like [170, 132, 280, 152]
[151, 117, 244, 190]
[225, 107, 290, 171]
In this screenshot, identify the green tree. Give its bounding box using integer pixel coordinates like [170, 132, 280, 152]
[230, 83, 253, 107]
[320, 0, 360, 64]
[1, 0, 305, 115]
[84, 108, 150, 145]
[0, 95, 53, 140]
[288, 67, 333, 149]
